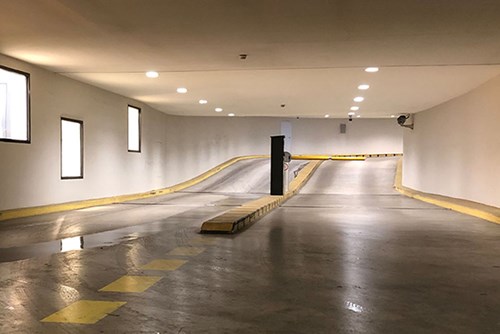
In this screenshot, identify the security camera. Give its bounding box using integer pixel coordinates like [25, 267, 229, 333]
[349, 115, 353, 122]
[397, 115, 407, 126]
[396, 114, 414, 129]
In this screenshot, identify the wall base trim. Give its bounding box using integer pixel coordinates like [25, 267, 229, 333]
[0, 155, 269, 222]
[394, 158, 500, 224]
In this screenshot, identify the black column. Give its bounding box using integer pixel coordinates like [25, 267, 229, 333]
[270, 135, 285, 195]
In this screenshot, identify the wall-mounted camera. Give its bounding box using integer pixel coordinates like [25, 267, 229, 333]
[348, 112, 355, 122]
[396, 114, 414, 129]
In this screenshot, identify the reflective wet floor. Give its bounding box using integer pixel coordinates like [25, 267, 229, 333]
[1, 158, 499, 333]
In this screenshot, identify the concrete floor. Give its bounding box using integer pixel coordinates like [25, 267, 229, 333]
[0, 158, 499, 333]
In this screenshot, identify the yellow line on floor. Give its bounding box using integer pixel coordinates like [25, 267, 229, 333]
[41, 300, 126, 324]
[99, 275, 163, 293]
[141, 259, 187, 271]
[167, 247, 205, 256]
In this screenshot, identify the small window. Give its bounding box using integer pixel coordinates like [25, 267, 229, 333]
[0, 65, 30, 143]
[61, 118, 83, 179]
[128, 105, 141, 152]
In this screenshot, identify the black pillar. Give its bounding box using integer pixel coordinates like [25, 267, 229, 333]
[270, 135, 285, 195]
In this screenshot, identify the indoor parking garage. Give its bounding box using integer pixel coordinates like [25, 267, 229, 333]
[0, 1, 499, 333]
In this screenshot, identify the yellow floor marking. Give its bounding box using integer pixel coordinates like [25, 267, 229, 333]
[141, 259, 187, 271]
[99, 275, 162, 293]
[41, 300, 126, 324]
[168, 247, 205, 256]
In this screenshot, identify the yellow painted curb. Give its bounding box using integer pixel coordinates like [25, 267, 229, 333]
[0, 155, 269, 222]
[200, 160, 322, 233]
[394, 158, 500, 225]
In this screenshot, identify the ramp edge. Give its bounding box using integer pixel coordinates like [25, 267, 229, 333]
[0, 155, 270, 222]
[394, 158, 500, 224]
[200, 160, 322, 234]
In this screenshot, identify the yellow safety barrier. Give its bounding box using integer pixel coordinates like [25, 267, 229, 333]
[291, 153, 402, 160]
[292, 155, 365, 161]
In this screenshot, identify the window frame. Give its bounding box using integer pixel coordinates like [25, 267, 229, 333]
[127, 105, 141, 153]
[0, 64, 31, 144]
[60, 117, 84, 180]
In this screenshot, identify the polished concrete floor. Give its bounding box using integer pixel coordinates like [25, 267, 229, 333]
[0, 158, 499, 333]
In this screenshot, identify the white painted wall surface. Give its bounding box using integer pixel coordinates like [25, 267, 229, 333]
[290, 118, 403, 155]
[0, 54, 403, 210]
[162, 116, 403, 186]
[403, 75, 500, 208]
[0, 54, 170, 210]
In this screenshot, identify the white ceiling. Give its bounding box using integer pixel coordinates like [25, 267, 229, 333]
[1, 0, 500, 118]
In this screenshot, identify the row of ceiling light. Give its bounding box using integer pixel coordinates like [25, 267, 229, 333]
[145, 71, 235, 117]
[350, 67, 380, 119]
[324, 66, 380, 119]
[145, 67, 380, 119]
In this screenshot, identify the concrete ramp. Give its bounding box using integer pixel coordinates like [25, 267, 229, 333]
[184, 158, 308, 194]
[286, 157, 438, 210]
[299, 157, 399, 195]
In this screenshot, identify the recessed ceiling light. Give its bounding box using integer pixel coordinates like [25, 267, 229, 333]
[146, 71, 159, 78]
[199, 99, 208, 104]
[324, 114, 330, 118]
[176, 87, 188, 94]
[391, 115, 396, 118]
[350, 106, 360, 111]
[348, 112, 356, 116]
[353, 96, 364, 102]
[358, 84, 370, 90]
[365, 67, 379, 73]
[356, 115, 361, 118]
[215, 107, 223, 112]
[228, 113, 235, 117]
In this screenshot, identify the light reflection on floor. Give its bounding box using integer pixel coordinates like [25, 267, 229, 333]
[345, 301, 364, 313]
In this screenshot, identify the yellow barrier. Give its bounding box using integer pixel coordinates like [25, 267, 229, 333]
[292, 155, 365, 161]
[291, 153, 402, 160]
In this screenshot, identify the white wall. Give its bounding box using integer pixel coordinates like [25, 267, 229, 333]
[0, 54, 171, 210]
[403, 75, 500, 208]
[0, 54, 403, 211]
[290, 118, 402, 155]
[163, 116, 403, 185]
